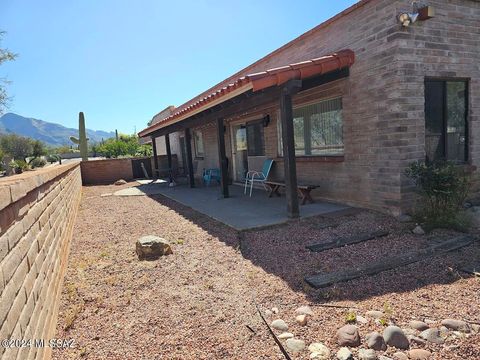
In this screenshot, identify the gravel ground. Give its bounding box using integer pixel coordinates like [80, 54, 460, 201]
[53, 183, 480, 360]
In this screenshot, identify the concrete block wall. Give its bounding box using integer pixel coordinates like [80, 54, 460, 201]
[0, 163, 82, 360]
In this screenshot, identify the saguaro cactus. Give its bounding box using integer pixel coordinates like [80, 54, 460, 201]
[70, 112, 89, 161]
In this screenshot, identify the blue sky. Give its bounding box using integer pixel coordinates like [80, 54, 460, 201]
[1, 0, 357, 133]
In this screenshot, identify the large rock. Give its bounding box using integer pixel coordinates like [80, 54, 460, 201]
[383, 326, 409, 349]
[336, 347, 353, 360]
[285, 338, 305, 352]
[308, 342, 330, 359]
[366, 331, 386, 351]
[419, 328, 444, 344]
[271, 319, 288, 331]
[136, 236, 172, 260]
[408, 349, 432, 360]
[336, 325, 361, 347]
[441, 319, 470, 332]
[358, 348, 377, 360]
[408, 320, 429, 331]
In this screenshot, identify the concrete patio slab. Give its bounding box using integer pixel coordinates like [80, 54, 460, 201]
[146, 183, 350, 230]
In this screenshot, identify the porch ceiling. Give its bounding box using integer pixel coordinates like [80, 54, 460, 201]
[138, 49, 355, 138]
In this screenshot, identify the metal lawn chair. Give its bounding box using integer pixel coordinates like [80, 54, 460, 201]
[244, 158, 274, 197]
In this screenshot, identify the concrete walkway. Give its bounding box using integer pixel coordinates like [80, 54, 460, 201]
[139, 182, 349, 230]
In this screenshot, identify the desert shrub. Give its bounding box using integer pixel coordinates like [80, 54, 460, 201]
[29, 157, 46, 168]
[46, 154, 60, 163]
[10, 159, 28, 173]
[405, 161, 471, 231]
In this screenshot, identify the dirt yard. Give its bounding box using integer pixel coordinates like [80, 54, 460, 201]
[53, 183, 480, 360]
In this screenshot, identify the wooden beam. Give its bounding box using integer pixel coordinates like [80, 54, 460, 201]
[151, 136, 159, 178]
[280, 80, 302, 218]
[165, 133, 172, 181]
[216, 117, 229, 198]
[148, 87, 281, 138]
[184, 128, 195, 188]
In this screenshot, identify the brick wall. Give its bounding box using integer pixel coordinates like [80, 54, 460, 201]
[80, 158, 133, 185]
[0, 163, 82, 360]
[179, 0, 479, 215]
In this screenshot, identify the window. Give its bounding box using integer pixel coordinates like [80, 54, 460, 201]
[246, 120, 265, 156]
[425, 79, 468, 163]
[193, 129, 204, 158]
[279, 97, 343, 156]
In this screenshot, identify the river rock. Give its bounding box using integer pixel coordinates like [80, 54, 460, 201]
[366, 331, 386, 351]
[441, 319, 470, 332]
[419, 328, 444, 344]
[278, 332, 294, 339]
[358, 348, 377, 360]
[336, 347, 353, 360]
[383, 326, 409, 349]
[286, 338, 305, 352]
[412, 225, 425, 235]
[136, 236, 172, 260]
[296, 314, 308, 326]
[366, 310, 384, 319]
[271, 319, 288, 331]
[408, 349, 432, 360]
[336, 325, 361, 347]
[114, 179, 127, 185]
[409, 320, 429, 331]
[308, 342, 330, 359]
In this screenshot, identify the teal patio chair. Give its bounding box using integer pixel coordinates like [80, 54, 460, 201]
[244, 158, 274, 197]
[203, 168, 221, 186]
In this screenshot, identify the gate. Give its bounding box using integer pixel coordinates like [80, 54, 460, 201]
[131, 157, 153, 179]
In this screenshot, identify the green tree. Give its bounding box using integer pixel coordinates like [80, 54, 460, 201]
[97, 134, 149, 158]
[31, 139, 47, 159]
[0, 134, 33, 161]
[0, 31, 17, 114]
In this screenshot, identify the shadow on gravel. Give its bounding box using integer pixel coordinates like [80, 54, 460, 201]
[147, 192, 479, 304]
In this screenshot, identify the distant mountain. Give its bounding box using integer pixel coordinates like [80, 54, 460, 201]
[0, 113, 115, 146]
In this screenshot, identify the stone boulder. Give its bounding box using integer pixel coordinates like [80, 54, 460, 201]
[136, 236, 172, 260]
[366, 331, 386, 351]
[441, 319, 470, 333]
[114, 179, 127, 185]
[336, 325, 360, 347]
[383, 326, 409, 349]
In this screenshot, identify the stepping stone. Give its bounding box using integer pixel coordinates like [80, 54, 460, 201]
[285, 338, 305, 352]
[305, 235, 474, 288]
[409, 320, 429, 331]
[271, 319, 288, 331]
[306, 230, 389, 252]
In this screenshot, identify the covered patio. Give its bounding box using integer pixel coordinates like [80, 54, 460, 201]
[127, 182, 350, 230]
[138, 50, 355, 219]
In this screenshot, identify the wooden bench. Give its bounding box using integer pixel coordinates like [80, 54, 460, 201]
[265, 181, 319, 205]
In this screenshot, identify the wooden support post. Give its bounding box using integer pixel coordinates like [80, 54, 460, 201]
[216, 117, 229, 198]
[165, 133, 173, 181]
[151, 136, 159, 178]
[280, 80, 302, 218]
[184, 128, 195, 188]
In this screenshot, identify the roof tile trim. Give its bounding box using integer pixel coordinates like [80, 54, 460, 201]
[139, 49, 355, 137]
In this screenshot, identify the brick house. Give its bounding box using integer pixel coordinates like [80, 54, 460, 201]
[139, 0, 479, 217]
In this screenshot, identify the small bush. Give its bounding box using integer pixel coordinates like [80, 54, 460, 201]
[46, 154, 60, 163]
[10, 159, 28, 173]
[29, 157, 46, 168]
[405, 161, 471, 231]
